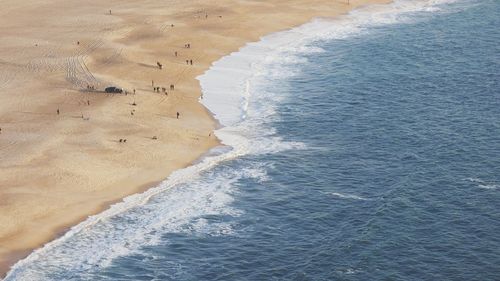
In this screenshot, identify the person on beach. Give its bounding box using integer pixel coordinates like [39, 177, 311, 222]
[190, 59, 193, 65]
[87, 100, 90, 106]
[152, 80, 154, 87]
[176, 112, 180, 119]
[57, 109, 60, 115]
[170, 84, 174, 90]
[175, 51, 178, 57]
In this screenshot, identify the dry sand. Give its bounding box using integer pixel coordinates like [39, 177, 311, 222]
[0, 0, 389, 276]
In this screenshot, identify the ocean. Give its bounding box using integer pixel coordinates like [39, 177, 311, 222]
[5, 0, 499, 280]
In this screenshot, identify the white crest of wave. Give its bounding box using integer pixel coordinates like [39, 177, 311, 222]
[465, 178, 498, 190]
[329, 192, 370, 201]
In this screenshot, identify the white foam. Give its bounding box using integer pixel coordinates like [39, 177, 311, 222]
[198, 0, 461, 130]
[4, 0, 462, 279]
[478, 184, 499, 190]
[465, 178, 498, 190]
[329, 192, 370, 201]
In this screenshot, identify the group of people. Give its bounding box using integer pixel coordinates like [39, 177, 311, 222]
[153, 86, 167, 94]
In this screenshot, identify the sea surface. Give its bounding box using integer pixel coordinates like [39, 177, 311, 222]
[5, 0, 499, 280]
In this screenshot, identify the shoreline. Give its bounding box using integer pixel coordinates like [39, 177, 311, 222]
[0, 0, 390, 277]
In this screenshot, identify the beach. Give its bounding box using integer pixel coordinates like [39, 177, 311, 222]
[0, 0, 390, 276]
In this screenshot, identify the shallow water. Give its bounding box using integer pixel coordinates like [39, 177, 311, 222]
[5, 0, 500, 280]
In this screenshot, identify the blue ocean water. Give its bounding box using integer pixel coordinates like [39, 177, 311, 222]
[5, 0, 499, 280]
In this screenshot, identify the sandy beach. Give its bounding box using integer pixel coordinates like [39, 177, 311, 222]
[0, 0, 389, 276]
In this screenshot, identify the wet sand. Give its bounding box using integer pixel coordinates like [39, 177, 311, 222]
[0, 0, 389, 276]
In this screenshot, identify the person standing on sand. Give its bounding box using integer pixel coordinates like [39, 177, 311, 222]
[176, 112, 180, 119]
[57, 108, 60, 115]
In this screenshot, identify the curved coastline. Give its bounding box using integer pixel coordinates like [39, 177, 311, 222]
[2, 0, 447, 278]
[4, 0, 466, 278]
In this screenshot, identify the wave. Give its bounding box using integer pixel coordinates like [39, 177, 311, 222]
[4, 0, 461, 279]
[329, 192, 370, 201]
[465, 178, 499, 190]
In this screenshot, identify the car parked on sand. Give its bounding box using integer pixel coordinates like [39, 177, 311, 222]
[105, 86, 123, 93]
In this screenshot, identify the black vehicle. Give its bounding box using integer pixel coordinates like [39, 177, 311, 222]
[105, 86, 123, 93]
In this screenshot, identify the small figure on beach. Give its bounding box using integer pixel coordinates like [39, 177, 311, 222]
[190, 59, 193, 65]
[157, 61, 162, 69]
[109, 10, 112, 15]
[162, 87, 166, 93]
[176, 112, 180, 119]
[186, 60, 189, 65]
[152, 80, 154, 87]
[152, 136, 158, 140]
[175, 51, 178, 57]
[171, 24, 174, 27]
[77, 41, 80, 45]
[133, 89, 136, 95]
[170, 84, 175, 91]
[87, 100, 90, 106]
[119, 139, 123, 143]
[57, 108, 60, 115]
